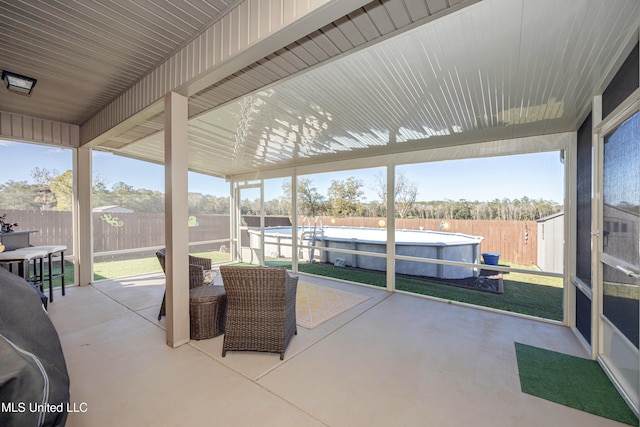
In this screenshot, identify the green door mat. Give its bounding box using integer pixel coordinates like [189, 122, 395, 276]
[515, 342, 638, 426]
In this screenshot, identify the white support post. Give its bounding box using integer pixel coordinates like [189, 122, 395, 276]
[386, 162, 395, 292]
[164, 91, 190, 348]
[260, 180, 265, 266]
[291, 173, 298, 274]
[564, 135, 577, 329]
[229, 179, 238, 262]
[74, 146, 93, 286]
[591, 94, 603, 359]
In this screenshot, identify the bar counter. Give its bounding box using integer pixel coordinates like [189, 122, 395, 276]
[0, 230, 39, 251]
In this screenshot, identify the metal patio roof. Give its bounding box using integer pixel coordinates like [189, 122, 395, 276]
[1, 0, 639, 178]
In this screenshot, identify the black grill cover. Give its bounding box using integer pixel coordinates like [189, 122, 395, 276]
[0, 266, 69, 426]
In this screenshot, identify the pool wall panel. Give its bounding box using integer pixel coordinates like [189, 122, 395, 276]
[253, 227, 483, 279]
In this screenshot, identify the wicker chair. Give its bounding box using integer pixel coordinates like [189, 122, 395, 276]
[220, 266, 298, 360]
[156, 248, 212, 320]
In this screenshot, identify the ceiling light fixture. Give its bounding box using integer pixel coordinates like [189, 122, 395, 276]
[2, 70, 37, 95]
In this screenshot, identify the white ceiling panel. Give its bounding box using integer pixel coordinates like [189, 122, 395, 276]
[110, 0, 639, 179]
[2, 0, 639, 182]
[99, 0, 468, 158]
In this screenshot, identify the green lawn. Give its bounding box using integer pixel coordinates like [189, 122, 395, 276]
[93, 251, 230, 280]
[265, 259, 563, 321]
[396, 269, 563, 321]
[49, 251, 230, 286]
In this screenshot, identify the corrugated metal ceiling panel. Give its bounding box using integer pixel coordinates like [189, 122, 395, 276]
[104, 0, 469, 163]
[112, 0, 639, 178]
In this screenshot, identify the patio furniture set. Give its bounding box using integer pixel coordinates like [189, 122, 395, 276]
[156, 249, 298, 360]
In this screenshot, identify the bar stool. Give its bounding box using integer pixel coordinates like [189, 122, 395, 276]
[28, 245, 67, 302]
[0, 247, 48, 292]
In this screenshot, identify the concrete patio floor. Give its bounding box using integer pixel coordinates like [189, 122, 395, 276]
[46, 272, 629, 427]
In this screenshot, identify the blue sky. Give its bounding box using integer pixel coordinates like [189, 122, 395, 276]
[0, 140, 565, 204]
[293, 152, 565, 204]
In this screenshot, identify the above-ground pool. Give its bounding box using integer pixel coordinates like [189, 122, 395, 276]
[249, 226, 484, 279]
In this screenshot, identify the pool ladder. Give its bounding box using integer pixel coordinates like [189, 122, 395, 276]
[300, 216, 323, 262]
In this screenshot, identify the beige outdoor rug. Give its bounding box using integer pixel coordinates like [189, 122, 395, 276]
[296, 282, 371, 329]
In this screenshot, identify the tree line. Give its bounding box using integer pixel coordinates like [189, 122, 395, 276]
[0, 168, 229, 214]
[0, 168, 562, 221]
[249, 196, 561, 221]
[243, 176, 562, 220]
[412, 198, 561, 221]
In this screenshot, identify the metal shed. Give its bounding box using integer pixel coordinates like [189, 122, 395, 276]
[537, 212, 564, 274]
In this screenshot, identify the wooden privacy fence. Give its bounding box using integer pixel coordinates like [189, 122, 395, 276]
[4, 210, 537, 265]
[3, 210, 74, 254]
[305, 216, 538, 266]
[3, 210, 231, 257]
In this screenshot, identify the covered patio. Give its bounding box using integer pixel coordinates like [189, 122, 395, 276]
[2, 0, 640, 425]
[48, 271, 611, 427]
